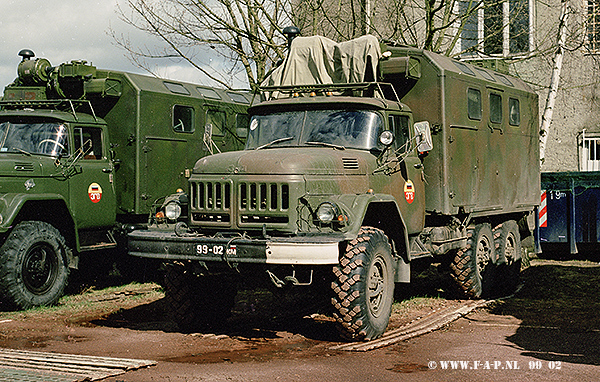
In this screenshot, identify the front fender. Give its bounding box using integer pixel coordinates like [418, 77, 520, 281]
[322, 193, 410, 250]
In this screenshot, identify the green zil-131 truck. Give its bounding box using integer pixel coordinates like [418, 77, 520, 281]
[128, 34, 540, 340]
[0, 49, 250, 309]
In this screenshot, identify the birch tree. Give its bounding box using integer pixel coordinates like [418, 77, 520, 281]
[539, 0, 569, 164]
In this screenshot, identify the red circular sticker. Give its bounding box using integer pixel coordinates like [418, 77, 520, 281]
[404, 180, 415, 204]
[88, 183, 103, 203]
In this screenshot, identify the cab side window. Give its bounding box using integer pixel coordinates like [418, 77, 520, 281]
[389, 115, 410, 150]
[74, 127, 103, 160]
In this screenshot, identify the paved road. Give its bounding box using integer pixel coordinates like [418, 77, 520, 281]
[102, 306, 599, 382]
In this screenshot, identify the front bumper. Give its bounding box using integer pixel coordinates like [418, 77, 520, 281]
[128, 229, 342, 265]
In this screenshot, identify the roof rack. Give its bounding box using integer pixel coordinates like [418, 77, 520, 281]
[0, 99, 98, 122]
[259, 82, 400, 103]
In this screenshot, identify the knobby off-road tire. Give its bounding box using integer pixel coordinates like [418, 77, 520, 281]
[450, 223, 496, 299]
[331, 226, 395, 341]
[163, 263, 237, 332]
[0, 221, 70, 310]
[493, 220, 522, 295]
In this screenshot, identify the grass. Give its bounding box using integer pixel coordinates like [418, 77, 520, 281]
[0, 282, 163, 323]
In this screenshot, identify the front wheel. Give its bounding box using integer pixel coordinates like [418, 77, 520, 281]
[0, 221, 70, 309]
[331, 226, 395, 341]
[163, 263, 238, 332]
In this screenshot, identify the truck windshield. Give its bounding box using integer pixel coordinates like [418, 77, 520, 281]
[0, 121, 69, 157]
[247, 110, 383, 151]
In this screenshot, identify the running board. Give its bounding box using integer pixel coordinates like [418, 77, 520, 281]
[78, 230, 118, 252]
[409, 236, 431, 259]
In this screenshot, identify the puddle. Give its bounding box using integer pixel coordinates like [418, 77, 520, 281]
[0, 334, 88, 349]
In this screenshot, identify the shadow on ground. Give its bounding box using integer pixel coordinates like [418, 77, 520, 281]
[89, 261, 456, 343]
[489, 259, 600, 366]
[90, 286, 342, 342]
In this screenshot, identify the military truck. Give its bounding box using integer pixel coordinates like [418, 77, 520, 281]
[0, 49, 250, 309]
[128, 35, 540, 340]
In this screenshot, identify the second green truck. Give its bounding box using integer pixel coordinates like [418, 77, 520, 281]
[0, 50, 250, 309]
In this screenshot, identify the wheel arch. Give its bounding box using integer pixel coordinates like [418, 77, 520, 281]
[361, 200, 411, 282]
[2, 195, 78, 259]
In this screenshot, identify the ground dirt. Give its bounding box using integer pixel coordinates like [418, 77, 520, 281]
[0, 257, 597, 372]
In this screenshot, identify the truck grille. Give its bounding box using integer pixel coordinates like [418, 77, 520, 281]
[190, 180, 290, 226]
[190, 181, 232, 225]
[239, 182, 290, 225]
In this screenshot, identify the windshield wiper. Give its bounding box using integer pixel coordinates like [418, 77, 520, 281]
[256, 136, 294, 150]
[11, 147, 32, 156]
[305, 141, 346, 150]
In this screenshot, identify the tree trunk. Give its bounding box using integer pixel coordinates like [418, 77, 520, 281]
[539, 0, 569, 164]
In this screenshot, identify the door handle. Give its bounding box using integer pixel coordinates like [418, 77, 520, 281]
[414, 163, 423, 169]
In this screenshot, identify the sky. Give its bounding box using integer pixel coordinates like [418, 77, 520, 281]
[0, 0, 245, 91]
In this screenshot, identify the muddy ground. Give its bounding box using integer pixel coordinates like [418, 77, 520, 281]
[0, 256, 597, 370]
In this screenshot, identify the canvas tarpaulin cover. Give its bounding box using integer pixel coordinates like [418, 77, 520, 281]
[262, 35, 381, 89]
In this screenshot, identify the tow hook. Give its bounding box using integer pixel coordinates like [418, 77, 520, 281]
[266, 269, 314, 288]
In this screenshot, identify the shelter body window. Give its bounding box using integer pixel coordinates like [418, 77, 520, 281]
[197, 87, 222, 99]
[467, 88, 482, 121]
[173, 105, 195, 133]
[490, 93, 503, 124]
[164, 82, 190, 95]
[509, 98, 520, 126]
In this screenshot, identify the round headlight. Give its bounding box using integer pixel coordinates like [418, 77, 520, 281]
[316, 202, 337, 224]
[379, 130, 394, 146]
[164, 201, 182, 220]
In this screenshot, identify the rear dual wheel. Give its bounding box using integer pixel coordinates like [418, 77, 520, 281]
[493, 220, 522, 295]
[450, 221, 522, 298]
[450, 223, 495, 298]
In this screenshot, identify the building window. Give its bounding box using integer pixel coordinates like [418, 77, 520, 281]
[458, 0, 531, 57]
[588, 0, 600, 52]
[582, 136, 600, 171]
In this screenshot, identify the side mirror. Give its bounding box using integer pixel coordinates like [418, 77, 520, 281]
[414, 121, 433, 153]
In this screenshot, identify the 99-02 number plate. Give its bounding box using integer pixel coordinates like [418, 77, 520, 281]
[196, 244, 237, 256]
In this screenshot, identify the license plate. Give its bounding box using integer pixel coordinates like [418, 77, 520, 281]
[196, 244, 237, 256]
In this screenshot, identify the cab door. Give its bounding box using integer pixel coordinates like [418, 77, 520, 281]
[386, 114, 426, 235]
[68, 125, 116, 230]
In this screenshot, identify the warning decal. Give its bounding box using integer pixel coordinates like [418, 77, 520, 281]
[88, 183, 103, 203]
[539, 190, 547, 227]
[404, 180, 415, 204]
